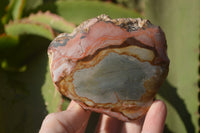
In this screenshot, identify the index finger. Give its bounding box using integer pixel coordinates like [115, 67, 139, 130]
[142, 100, 167, 133]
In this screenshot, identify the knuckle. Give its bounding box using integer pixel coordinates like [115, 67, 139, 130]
[43, 113, 58, 123]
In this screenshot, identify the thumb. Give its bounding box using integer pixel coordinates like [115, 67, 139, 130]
[39, 100, 91, 133]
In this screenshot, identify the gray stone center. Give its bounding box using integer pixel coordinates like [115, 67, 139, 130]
[73, 52, 157, 103]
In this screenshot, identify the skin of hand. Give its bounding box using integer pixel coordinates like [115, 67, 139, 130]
[39, 100, 167, 133]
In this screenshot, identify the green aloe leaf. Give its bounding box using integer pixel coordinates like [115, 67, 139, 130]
[0, 0, 9, 33]
[24, 0, 43, 11]
[31, 1, 141, 25]
[2, 0, 25, 24]
[11, 0, 25, 20]
[27, 11, 75, 33]
[145, 0, 200, 132]
[5, 20, 55, 40]
[5, 11, 76, 40]
[116, 0, 145, 12]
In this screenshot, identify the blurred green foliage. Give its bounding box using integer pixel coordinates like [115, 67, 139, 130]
[145, 0, 200, 132]
[0, 0, 199, 132]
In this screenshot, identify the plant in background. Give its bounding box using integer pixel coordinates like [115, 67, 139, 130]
[0, 0, 199, 133]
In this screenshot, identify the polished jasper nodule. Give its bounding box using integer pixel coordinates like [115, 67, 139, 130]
[73, 52, 159, 103]
[48, 14, 169, 121]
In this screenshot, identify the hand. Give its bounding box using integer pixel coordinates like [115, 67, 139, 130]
[39, 100, 167, 133]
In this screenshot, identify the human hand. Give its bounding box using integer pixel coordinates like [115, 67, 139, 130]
[39, 100, 167, 133]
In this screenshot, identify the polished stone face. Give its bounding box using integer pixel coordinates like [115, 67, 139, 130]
[73, 52, 159, 103]
[48, 14, 169, 121]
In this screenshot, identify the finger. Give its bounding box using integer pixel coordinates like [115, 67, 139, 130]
[121, 116, 144, 133]
[141, 100, 167, 133]
[39, 100, 91, 133]
[95, 114, 123, 133]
